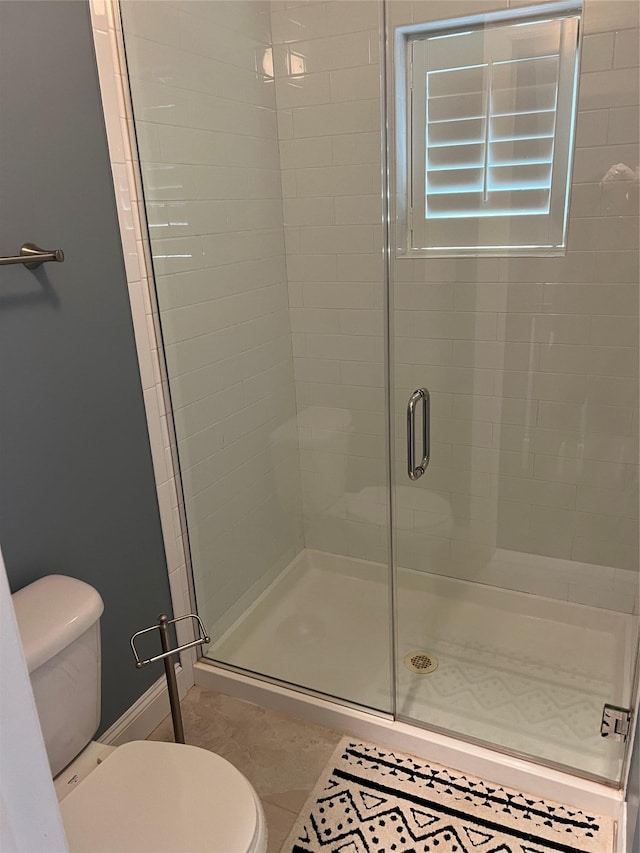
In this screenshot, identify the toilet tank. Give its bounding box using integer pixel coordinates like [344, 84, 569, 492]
[12, 575, 104, 777]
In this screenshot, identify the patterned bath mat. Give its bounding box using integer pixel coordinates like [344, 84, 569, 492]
[282, 739, 614, 853]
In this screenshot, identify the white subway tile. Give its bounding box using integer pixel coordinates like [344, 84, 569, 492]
[299, 224, 376, 254]
[457, 340, 536, 372]
[296, 163, 380, 196]
[279, 136, 333, 168]
[584, 0, 640, 34]
[330, 64, 381, 103]
[537, 400, 634, 435]
[614, 26, 640, 68]
[595, 250, 639, 283]
[571, 537, 637, 571]
[332, 131, 382, 165]
[453, 395, 536, 427]
[608, 106, 640, 144]
[409, 363, 491, 396]
[290, 306, 340, 333]
[410, 311, 498, 341]
[498, 312, 590, 344]
[582, 432, 638, 464]
[569, 182, 602, 217]
[493, 475, 577, 509]
[304, 333, 383, 362]
[543, 282, 638, 315]
[287, 281, 303, 308]
[338, 309, 383, 337]
[340, 360, 384, 388]
[576, 483, 638, 517]
[334, 194, 382, 225]
[533, 454, 627, 487]
[453, 282, 543, 313]
[275, 72, 331, 109]
[589, 374, 638, 406]
[196, 94, 278, 139]
[122, 0, 182, 47]
[499, 370, 588, 405]
[302, 282, 377, 310]
[410, 0, 508, 23]
[297, 380, 384, 413]
[575, 109, 609, 148]
[275, 31, 371, 76]
[277, 107, 294, 139]
[271, 3, 328, 44]
[431, 417, 494, 449]
[395, 337, 454, 366]
[293, 99, 377, 137]
[286, 251, 337, 281]
[580, 32, 615, 72]
[280, 168, 297, 198]
[284, 196, 335, 225]
[498, 527, 574, 561]
[142, 388, 170, 485]
[284, 226, 301, 256]
[589, 314, 639, 347]
[336, 253, 383, 281]
[573, 142, 639, 181]
[173, 382, 246, 438]
[325, 1, 379, 36]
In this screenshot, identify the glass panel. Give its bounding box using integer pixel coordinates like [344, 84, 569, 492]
[121, 0, 392, 712]
[390, 0, 638, 782]
[121, 0, 638, 784]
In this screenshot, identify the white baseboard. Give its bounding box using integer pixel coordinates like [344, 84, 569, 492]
[99, 665, 190, 746]
[616, 803, 627, 853]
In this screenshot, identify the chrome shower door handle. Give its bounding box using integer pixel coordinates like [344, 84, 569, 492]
[407, 388, 430, 481]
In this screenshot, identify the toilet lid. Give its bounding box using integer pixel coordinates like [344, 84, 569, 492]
[59, 741, 260, 852]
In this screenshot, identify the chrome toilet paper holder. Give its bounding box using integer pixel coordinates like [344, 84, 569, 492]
[130, 613, 210, 744]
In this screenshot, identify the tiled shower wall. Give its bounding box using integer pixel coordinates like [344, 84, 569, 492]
[274, 0, 639, 612]
[120, 0, 304, 634]
[121, 0, 637, 617]
[388, 0, 639, 612]
[271, 0, 389, 563]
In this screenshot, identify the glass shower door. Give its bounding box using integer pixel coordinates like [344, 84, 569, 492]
[121, 0, 393, 713]
[389, 0, 639, 782]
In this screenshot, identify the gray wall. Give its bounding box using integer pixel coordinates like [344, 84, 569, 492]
[0, 0, 172, 732]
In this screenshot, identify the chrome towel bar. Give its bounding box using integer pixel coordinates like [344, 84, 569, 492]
[0, 242, 65, 270]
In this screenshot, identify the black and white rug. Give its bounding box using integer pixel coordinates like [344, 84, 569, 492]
[282, 739, 613, 853]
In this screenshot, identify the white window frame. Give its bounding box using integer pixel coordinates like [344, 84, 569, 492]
[396, 1, 582, 258]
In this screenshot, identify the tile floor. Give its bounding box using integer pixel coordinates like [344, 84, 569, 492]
[148, 685, 619, 853]
[148, 685, 342, 852]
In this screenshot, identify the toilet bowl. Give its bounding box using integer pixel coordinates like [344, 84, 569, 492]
[12, 575, 267, 853]
[59, 741, 267, 853]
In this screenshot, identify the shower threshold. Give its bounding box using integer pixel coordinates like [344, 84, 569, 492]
[197, 549, 635, 796]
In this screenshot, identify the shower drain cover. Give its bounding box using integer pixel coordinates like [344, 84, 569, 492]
[404, 651, 438, 674]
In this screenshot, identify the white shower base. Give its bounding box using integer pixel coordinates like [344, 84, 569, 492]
[209, 549, 636, 782]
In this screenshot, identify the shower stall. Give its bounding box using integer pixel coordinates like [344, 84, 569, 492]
[118, 0, 639, 786]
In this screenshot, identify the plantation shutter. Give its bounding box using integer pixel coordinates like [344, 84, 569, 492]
[409, 9, 580, 254]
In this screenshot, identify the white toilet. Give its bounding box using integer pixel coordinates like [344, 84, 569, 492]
[12, 574, 268, 853]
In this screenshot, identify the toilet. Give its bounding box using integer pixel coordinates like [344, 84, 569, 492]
[12, 575, 268, 853]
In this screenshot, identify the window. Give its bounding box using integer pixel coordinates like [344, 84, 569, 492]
[399, 2, 582, 256]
